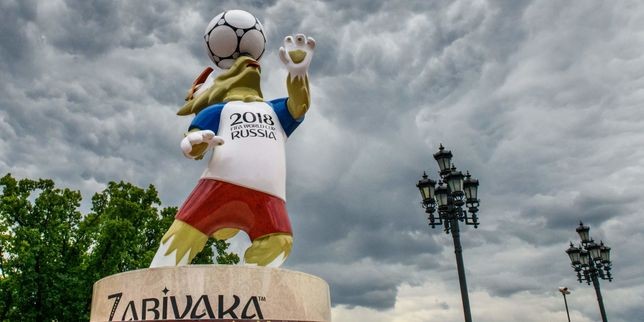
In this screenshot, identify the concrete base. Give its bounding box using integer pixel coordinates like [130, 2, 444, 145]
[90, 265, 331, 322]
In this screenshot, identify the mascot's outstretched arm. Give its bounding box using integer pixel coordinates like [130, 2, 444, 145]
[279, 34, 315, 120]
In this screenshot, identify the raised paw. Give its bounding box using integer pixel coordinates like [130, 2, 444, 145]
[180, 130, 224, 159]
[279, 34, 315, 78]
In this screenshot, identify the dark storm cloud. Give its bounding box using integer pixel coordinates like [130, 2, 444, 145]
[2, 1, 644, 321]
[0, 0, 38, 76]
[42, 1, 189, 55]
[296, 259, 429, 309]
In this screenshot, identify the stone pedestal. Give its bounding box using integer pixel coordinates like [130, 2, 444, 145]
[90, 265, 331, 322]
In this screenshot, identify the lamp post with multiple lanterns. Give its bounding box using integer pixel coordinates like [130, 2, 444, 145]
[416, 144, 480, 322]
[565, 222, 612, 322]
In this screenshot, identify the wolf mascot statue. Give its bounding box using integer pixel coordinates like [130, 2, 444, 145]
[151, 33, 315, 268]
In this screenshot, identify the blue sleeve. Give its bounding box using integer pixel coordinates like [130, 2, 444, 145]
[189, 103, 225, 133]
[269, 98, 303, 137]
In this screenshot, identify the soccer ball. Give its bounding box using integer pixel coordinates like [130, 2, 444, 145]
[204, 10, 266, 69]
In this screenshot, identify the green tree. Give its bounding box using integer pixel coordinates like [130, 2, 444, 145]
[0, 174, 238, 321]
[0, 174, 86, 321]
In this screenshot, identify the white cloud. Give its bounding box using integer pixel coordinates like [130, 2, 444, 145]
[334, 279, 601, 322]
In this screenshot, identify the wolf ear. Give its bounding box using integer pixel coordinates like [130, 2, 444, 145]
[178, 67, 216, 116]
[185, 67, 214, 101]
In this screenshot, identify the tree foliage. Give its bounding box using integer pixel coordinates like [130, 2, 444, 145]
[0, 174, 238, 321]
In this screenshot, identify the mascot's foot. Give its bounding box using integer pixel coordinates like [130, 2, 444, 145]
[150, 220, 208, 267]
[244, 233, 293, 267]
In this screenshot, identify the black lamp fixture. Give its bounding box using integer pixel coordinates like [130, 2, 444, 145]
[416, 172, 436, 208]
[433, 144, 453, 176]
[576, 222, 591, 243]
[417, 145, 480, 232]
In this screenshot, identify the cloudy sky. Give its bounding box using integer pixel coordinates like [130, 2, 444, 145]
[2, 0, 644, 321]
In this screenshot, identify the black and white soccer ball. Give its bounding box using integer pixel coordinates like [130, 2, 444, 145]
[204, 10, 266, 69]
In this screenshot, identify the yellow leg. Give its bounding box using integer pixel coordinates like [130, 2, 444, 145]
[244, 233, 293, 267]
[151, 220, 208, 267]
[211, 228, 240, 240]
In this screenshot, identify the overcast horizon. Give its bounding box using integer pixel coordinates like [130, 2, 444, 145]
[2, 1, 644, 321]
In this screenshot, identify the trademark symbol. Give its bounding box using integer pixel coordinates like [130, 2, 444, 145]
[258, 296, 266, 301]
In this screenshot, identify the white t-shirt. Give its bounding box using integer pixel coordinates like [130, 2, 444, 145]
[189, 98, 302, 200]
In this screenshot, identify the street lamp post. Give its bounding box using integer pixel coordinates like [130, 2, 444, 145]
[565, 222, 613, 322]
[558, 287, 571, 322]
[416, 144, 480, 322]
